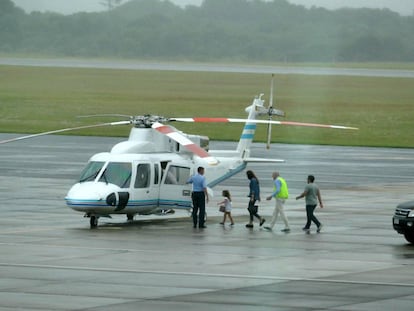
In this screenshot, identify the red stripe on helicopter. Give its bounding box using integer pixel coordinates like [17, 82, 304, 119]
[185, 144, 210, 158]
[152, 122, 212, 159]
[154, 124, 174, 134]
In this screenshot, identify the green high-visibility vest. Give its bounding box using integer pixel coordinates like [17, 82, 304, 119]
[274, 177, 289, 199]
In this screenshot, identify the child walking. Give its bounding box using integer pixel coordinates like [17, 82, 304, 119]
[218, 190, 234, 225]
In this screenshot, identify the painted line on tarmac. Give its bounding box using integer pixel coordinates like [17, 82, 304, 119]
[0, 262, 413, 288]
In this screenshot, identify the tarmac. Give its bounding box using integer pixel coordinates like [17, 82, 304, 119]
[1, 134, 414, 310]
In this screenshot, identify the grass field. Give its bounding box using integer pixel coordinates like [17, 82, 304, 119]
[1, 65, 413, 147]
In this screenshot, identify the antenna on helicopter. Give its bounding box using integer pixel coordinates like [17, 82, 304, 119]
[265, 74, 285, 149]
[266, 75, 274, 149]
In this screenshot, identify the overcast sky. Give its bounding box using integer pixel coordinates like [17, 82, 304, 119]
[11, 0, 414, 16]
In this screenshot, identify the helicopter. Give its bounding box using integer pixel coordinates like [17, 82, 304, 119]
[0, 78, 357, 228]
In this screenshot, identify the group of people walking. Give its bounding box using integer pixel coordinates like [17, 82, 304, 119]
[244, 170, 323, 232]
[187, 166, 324, 232]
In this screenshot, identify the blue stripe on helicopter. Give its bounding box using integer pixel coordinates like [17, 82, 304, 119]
[158, 200, 192, 209]
[240, 124, 256, 139]
[126, 200, 191, 208]
[240, 133, 254, 139]
[66, 199, 191, 209]
[65, 199, 107, 207]
[65, 199, 157, 208]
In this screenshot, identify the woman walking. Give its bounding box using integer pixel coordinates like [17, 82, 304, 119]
[245, 170, 265, 228]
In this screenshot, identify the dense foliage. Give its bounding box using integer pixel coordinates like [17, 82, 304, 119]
[2, 0, 414, 62]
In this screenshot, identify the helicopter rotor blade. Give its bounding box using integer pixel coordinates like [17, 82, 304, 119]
[0, 121, 130, 145]
[152, 122, 218, 165]
[77, 114, 132, 119]
[169, 117, 358, 130]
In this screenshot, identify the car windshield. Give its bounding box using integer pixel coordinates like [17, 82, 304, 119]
[99, 162, 132, 188]
[79, 161, 105, 182]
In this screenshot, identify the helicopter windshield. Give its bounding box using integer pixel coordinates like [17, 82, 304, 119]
[79, 161, 105, 182]
[99, 162, 132, 188]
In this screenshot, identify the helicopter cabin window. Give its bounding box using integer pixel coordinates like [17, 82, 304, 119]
[135, 163, 150, 188]
[99, 162, 132, 188]
[164, 166, 190, 185]
[79, 161, 105, 182]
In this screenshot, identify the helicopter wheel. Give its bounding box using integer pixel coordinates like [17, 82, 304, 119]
[127, 214, 134, 221]
[90, 216, 98, 229]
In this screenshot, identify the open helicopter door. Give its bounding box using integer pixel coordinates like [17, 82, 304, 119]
[158, 161, 192, 213]
[127, 160, 161, 215]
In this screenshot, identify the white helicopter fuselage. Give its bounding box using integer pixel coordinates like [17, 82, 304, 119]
[65, 150, 247, 220]
[66, 151, 193, 216]
[64, 127, 248, 224]
[64, 95, 282, 227]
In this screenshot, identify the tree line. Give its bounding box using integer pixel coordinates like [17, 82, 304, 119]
[1, 0, 414, 62]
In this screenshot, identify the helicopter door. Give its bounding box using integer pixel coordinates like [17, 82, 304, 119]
[159, 164, 192, 210]
[131, 162, 158, 210]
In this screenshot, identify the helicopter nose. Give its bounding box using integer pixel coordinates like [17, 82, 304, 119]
[106, 192, 130, 211]
[65, 182, 124, 212]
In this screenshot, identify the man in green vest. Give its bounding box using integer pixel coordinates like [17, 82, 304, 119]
[264, 171, 290, 232]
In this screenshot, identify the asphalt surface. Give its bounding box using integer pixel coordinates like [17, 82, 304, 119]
[1, 133, 414, 310]
[1, 57, 414, 78]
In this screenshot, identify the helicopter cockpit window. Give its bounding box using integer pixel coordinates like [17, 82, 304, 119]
[79, 161, 105, 182]
[164, 166, 190, 185]
[99, 162, 132, 188]
[135, 163, 150, 188]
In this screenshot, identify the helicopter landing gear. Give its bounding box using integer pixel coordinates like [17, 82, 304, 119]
[127, 214, 134, 221]
[90, 215, 99, 229]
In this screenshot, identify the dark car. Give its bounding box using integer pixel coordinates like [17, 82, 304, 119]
[393, 200, 414, 243]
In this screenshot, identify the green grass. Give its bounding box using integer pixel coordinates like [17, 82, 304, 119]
[1, 65, 413, 147]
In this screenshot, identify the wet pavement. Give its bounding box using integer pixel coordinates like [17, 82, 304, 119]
[1, 134, 414, 310]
